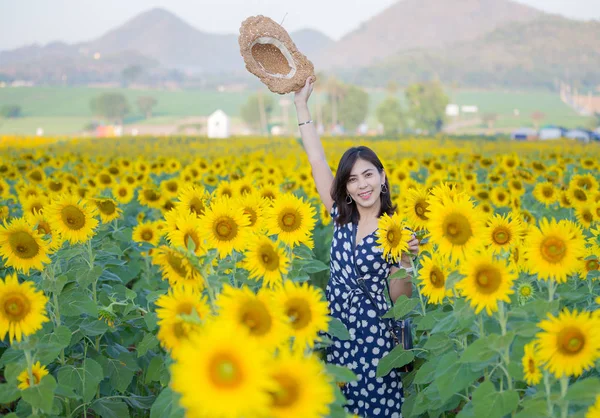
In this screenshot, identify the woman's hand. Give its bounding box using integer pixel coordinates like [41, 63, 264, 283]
[400, 233, 420, 266]
[294, 76, 315, 106]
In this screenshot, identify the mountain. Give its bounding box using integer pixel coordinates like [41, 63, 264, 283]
[315, 0, 544, 69]
[344, 15, 600, 90]
[0, 8, 333, 82]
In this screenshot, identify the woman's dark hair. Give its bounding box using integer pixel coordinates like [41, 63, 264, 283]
[331, 146, 395, 225]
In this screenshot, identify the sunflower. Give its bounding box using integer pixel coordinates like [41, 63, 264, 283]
[486, 213, 524, 253]
[427, 192, 487, 261]
[575, 204, 596, 229]
[0, 274, 49, 343]
[111, 184, 134, 204]
[568, 186, 590, 208]
[0, 217, 51, 273]
[21, 194, 48, 217]
[244, 235, 290, 288]
[166, 210, 205, 255]
[170, 321, 276, 418]
[216, 285, 290, 349]
[587, 395, 600, 418]
[0, 178, 11, 200]
[25, 211, 63, 252]
[490, 187, 510, 207]
[524, 218, 586, 283]
[319, 204, 331, 226]
[532, 182, 559, 206]
[456, 251, 517, 315]
[403, 186, 430, 230]
[375, 212, 411, 264]
[579, 245, 599, 280]
[176, 184, 209, 217]
[214, 181, 235, 199]
[155, 286, 210, 356]
[265, 194, 316, 248]
[237, 192, 269, 233]
[160, 178, 181, 199]
[132, 221, 162, 246]
[92, 197, 122, 223]
[267, 350, 334, 418]
[231, 178, 255, 197]
[559, 191, 572, 208]
[273, 281, 329, 350]
[508, 178, 525, 196]
[570, 174, 599, 193]
[418, 254, 454, 305]
[152, 246, 204, 289]
[45, 195, 98, 244]
[516, 280, 535, 304]
[199, 197, 250, 258]
[535, 308, 600, 378]
[521, 342, 542, 385]
[258, 184, 281, 202]
[137, 186, 164, 209]
[17, 361, 49, 390]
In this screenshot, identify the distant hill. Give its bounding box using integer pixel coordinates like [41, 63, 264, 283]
[343, 15, 600, 90]
[0, 8, 332, 83]
[315, 0, 544, 69]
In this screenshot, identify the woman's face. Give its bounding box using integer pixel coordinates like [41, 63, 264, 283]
[346, 158, 385, 209]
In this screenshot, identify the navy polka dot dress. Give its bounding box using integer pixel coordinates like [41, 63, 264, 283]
[325, 204, 403, 418]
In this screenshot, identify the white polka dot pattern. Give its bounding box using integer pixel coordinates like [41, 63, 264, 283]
[324, 203, 404, 418]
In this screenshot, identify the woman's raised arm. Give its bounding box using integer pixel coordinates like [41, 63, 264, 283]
[294, 76, 334, 212]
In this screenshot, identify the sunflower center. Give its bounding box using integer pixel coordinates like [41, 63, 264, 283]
[540, 237, 566, 263]
[442, 213, 472, 245]
[244, 208, 258, 226]
[37, 222, 51, 236]
[260, 244, 280, 271]
[387, 227, 401, 246]
[492, 226, 511, 245]
[429, 267, 445, 288]
[542, 187, 553, 198]
[141, 230, 154, 241]
[474, 266, 502, 294]
[29, 170, 43, 182]
[166, 182, 177, 192]
[209, 355, 242, 388]
[585, 259, 599, 272]
[214, 218, 237, 241]
[241, 301, 272, 336]
[557, 327, 585, 355]
[189, 198, 204, 215]
[527, 358, 536, 373]
[286, 298, 312, 330]
[3, 293, 31, 321]
[99, 174, 111, 185]
[96, 200, 116, 215]
[8, 231, 40, 259]
[172, 321, 190, 339]
[48, 181, 63, 192]
[143, 189, 161, 202]
[60, 205, 86, 230]
[271, 374, 300, 408]
[183, 231, 200, 251]
[582, 211, 593, 223]
[176, 302, 193, 316]
[520, 286, 532, 297]
[118, 188, 128, 197]
[281, 212, 298, 229]
[415, 200, 429, 220]
[167, 252, 188, 278]
[573, 189, 587, 202]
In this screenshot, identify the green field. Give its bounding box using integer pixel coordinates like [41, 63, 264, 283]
[0, 86, 591, 135]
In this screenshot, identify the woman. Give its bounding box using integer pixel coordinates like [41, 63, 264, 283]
[293, 77, 419, 418]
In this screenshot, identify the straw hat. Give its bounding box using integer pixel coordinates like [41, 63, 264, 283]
[239, 15, 316, 94]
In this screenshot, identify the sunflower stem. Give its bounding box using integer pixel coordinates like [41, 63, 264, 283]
[547, 280, 556, 302]
[560, 375, 569, 418]
[24, 348, 39, 414]
[543, 372, 554, 417]
[497, 302, 507, 336]
[478, 315, 485, 338]
[409, 257, 426, 316]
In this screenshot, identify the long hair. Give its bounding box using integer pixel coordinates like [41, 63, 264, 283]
[331, 146, 395, 226]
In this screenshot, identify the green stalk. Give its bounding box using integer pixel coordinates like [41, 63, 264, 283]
[543, 372, 554, 417]
[560, 375, 569, 418]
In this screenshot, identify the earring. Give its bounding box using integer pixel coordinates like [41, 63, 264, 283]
[345, 194, 353, 204]
[381, 183, 388, 194]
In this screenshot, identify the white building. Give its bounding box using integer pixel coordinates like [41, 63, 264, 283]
[445, 104, 460, 117]
[207, 110, 230, 138]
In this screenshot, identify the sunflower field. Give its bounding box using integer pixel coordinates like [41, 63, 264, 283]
[0, 134, 599, 418]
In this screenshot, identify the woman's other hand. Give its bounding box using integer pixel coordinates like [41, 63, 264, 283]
[400, 233, 420, 266]
[294, 76, 315, 106]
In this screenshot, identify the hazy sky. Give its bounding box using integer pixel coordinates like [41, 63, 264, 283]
[1, 0, 599, 51]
